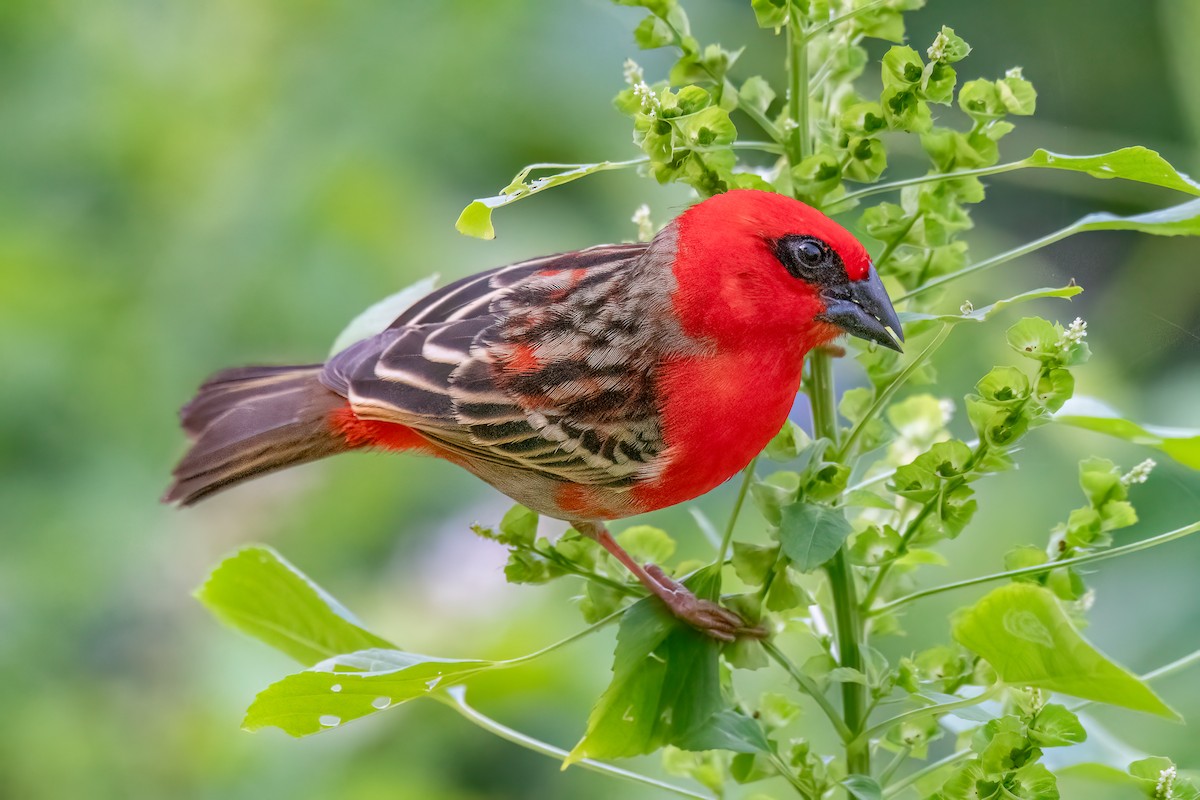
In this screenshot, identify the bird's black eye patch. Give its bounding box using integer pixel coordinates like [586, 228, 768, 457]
[773, 234, 847, 286]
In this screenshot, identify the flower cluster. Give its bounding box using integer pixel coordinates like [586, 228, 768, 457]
[1059, 316, 1088, 347]
[623, 58, 661, 115]
[1156, 764, 1177, 799]
[1122, 457, 1157, 486]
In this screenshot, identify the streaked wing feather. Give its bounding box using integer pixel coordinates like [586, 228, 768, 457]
[322, 238, 687, 487]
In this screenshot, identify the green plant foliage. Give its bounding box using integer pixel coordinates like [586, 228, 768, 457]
[1057, 399, 1200, 469]
[197, 546, 393, 666]
[245, 651, 494, 737]
[567, 567, 730, 763]
[952, 583, 1177, 718]
[779, 503, 853, 572]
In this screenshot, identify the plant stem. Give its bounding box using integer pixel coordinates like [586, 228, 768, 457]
[852, 685, 1002, 748]
[499, 606, 628, 667]
[770, 751, 820, 799]
[826, 550, 869, 773]
[763, 639, 854, 741]
[1138, 647, 1200, 683]
[872, 213, 920, 275]
[803, 0, 890, 41]
[873, 519, 1200, 615]
[439, 687, 715, 800]
[838, 325, 952, 460]
[878, 747, 912, 786]
[897, 223, 1079, 302]
[838, 160, 1026, 204]
[882, 747, 971, 798]
[718, 457, 759, 565]
[805, 351, 870, 774]
[787, 15, 810, 163]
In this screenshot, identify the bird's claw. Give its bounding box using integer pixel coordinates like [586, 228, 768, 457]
[644, 564, 766, 642]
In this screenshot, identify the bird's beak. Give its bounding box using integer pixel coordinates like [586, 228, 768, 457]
[818, 265, 905, 352]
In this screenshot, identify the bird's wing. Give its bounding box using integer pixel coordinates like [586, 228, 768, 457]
[321, 241, 688, 486]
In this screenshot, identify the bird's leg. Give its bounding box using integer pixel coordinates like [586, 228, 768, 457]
[572, 520, 761, 642]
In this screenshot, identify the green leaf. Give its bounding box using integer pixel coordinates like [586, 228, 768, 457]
[765, 418, 813, 461]
[1028, 703, 1087, 747]
[850, 524, 901, 565]
[454, 199, 497, 240]
[497, 504, 539, 546]
[1074, 197, 1200, 237]
[997, 71, 1037, 115]
[976, 366, 1031, 405]
[843, 774, 883, 800]
[899, 284, 1083, 326]
[567, 567, 725, 763]
[1021, 146, 1200, 195]
[674, 709, 772, 754]
[634, 14, 674, 49]
[456, 160, 644, 240]
[791, 150, 843, 203]
[751, 470, 801, 525]
[1128, 757, 1200, 799]
[881, 45, 924, 91]
[196, 546, 394, 667]
[749, 0, 788, 29]
[952, 583, 1178, 718]
[581, 580, 627, 623]
[329, 275, 439, 355]
[1006, 316, 1062, 361]
[840, 101, 887, 135]
[617, 525, 676, 564]
[921, 128, 998, 171]
[778, 503, 853, 572]
[1005, 545, 1048, 577]
[1056, 397, 1200, 470]
[921, 62, 957, 105]
[731, 542, 778, 586]
[739, 75, 776, 116]
[243, 649, 493, 737]
[844, 136, 888, 182]
[882, 87, 932, 132]
[926, 26, 970, 64]
[757, 691, 800, 729]
[829, 667, 869, 685]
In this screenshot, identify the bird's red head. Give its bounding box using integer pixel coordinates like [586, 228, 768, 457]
[667, 189, 903, 352]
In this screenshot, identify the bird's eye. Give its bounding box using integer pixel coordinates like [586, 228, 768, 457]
[796, 240, 824, 266]
[773, 234, 841, 283]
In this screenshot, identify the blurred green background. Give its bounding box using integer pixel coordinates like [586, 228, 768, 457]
[2, 1, 1198, 798]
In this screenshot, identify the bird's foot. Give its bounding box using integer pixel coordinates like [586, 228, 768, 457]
[644, 565, 766, 642]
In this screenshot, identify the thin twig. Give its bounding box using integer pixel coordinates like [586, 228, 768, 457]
[873, 519, 1200, 616]
[439, 687, 715, 800]
[763, 639, 853, 741]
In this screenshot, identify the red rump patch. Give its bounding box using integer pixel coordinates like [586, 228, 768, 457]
[555, 482, 621, 520]
[330, 405, 432, 453]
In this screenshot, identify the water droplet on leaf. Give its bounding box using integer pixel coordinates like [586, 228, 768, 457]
[371, 697, 391, 710]
[318, 715, 341, 728]
[330, 684, 342, 693]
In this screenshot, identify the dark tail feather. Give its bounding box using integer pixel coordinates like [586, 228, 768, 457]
[165, 365, 351, 505]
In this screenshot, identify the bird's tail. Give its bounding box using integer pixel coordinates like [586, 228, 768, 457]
[164, 364, 351, 505]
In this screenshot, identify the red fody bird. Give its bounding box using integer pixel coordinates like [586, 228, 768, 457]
[166, 189, 903, 640]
